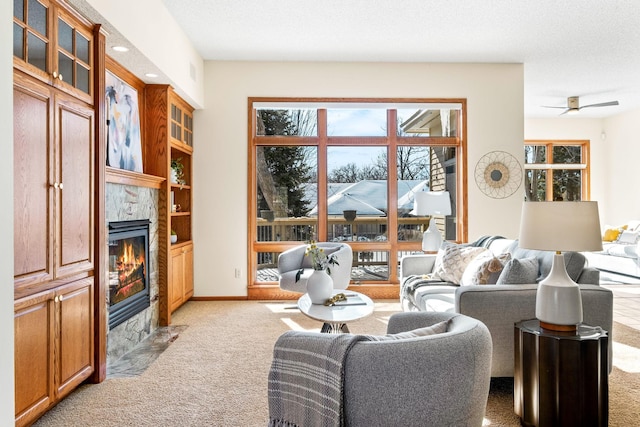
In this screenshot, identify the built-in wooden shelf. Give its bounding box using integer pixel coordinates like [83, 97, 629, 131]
[106, 166, 165, 189]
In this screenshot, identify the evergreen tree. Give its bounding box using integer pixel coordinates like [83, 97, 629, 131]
[256, 110, 313, 217]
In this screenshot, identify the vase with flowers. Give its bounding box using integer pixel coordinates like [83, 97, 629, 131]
[296, 241, 339, 304]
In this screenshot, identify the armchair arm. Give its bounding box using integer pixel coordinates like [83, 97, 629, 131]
[386, 311, 458, 334]
[400, 254, 437, 279]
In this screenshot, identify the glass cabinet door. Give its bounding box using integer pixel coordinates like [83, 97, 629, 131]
[14, 0, 50, 74]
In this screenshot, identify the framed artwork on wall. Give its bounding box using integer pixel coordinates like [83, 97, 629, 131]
[106, 70, 143, 172]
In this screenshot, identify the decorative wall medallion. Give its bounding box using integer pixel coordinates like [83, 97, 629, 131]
[474, 151, 523, 199]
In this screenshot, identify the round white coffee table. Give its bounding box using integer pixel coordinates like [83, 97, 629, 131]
[297, 291, 374, 333]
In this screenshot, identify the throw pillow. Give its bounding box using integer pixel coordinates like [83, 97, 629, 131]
[618, 230, 640, 244]
[432, 245, 489, 284]
[602, 225, 625, 242]
[368, 319, 450, 341]
[461, 252, 512, 286]
[496, 257, 538, 285]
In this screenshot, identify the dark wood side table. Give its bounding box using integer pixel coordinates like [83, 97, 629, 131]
[514, 319, 608, 427]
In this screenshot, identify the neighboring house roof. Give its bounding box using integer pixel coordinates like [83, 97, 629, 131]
[304, 179, 428, 216]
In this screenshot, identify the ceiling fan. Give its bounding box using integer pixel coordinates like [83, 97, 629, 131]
[543, 96, 619, 115]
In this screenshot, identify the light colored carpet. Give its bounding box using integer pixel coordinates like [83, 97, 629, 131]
[33, 300, 639, 426]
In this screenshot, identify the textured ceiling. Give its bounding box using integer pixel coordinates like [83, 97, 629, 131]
[159, 0, 640, 118]
[71, 0, 640, 119]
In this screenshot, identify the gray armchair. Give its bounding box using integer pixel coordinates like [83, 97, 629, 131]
[268, 312, 493, 427]
[277, 242, 353, 293]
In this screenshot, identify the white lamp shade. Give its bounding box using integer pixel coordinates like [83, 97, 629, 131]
[518, 201, 603, 252]
[413, 191, 452, 216]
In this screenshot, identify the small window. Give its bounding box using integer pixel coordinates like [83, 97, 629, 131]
[524, 141, 589, 201]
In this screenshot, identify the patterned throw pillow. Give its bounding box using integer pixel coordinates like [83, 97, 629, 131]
[432, 245, 489, 284]
[461, 252, 512, 286]
[496, 257, 538, 285]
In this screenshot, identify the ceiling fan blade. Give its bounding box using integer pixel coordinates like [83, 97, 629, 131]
[559, 109, 570, 116]
[542, 105, 568, 109]
[580, 100, 619, 109]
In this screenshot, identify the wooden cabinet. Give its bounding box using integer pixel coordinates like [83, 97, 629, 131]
[13, 72, 95, 296]
[14, 277, 94, 427]
[170, 243, 194, 312]
[13, 1, 97, 424]
[145, 85, 194, 324]
[13, 0, 94, 104]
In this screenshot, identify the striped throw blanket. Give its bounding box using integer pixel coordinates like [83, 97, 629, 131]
[268, 331, 371, 427]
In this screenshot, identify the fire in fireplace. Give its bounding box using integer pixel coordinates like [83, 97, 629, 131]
[108, 220, 151, 329]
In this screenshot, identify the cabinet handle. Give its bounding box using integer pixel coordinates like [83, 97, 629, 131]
[54, 296, 59, 303]
[59, 183, 64, 189]
[52, 182, 59, 189]
[58, 295, 63, 302]
[52, 71, 63, 81]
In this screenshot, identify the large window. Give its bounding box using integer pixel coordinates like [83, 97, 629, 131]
[524, 140, 590, 201]
[250, 99, 466, 289]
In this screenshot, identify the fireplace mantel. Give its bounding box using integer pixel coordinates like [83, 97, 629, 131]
[106, 166, 165, 189]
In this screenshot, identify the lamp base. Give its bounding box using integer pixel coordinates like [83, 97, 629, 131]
[422, 218, 443, 252]
[539, 321, 577, 332]
[535, 253, 583, 330]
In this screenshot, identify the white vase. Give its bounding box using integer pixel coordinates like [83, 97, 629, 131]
[307, 269, 334, 304]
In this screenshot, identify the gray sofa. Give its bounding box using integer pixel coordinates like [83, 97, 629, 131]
[400, 236, 614, 377]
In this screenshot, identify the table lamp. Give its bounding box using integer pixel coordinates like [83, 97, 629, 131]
[413, 191, 452, 252]
[518, 201, 603, 331]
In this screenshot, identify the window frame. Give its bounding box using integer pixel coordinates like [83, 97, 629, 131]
[248, 98, 468, 292]
[524, 140, 591, 201]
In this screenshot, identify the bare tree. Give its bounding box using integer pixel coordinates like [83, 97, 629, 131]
[328, 163, 359, 183]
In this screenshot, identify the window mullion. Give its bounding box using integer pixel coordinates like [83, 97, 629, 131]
[387, 109, 399, 283]
[316, 109, 328, 240]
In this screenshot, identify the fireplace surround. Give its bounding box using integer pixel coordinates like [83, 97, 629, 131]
[105, 183, 160, 366]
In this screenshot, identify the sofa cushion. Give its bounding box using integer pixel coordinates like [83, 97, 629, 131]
[433, 245, 489, 284]
[538, 251, 586, 282]
[410, 284, 457, 312]
[497, 257, 538, 284]
[509, 243, 586, 282]
[461, 252, 511, 286]
[618, 230, 640, 244]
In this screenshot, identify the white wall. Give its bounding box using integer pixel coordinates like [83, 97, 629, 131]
[601, 108, 640, 225]
[194, 61, 525, 296]
[2, 0, 15, 422]
[84, 0, 204, 108]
